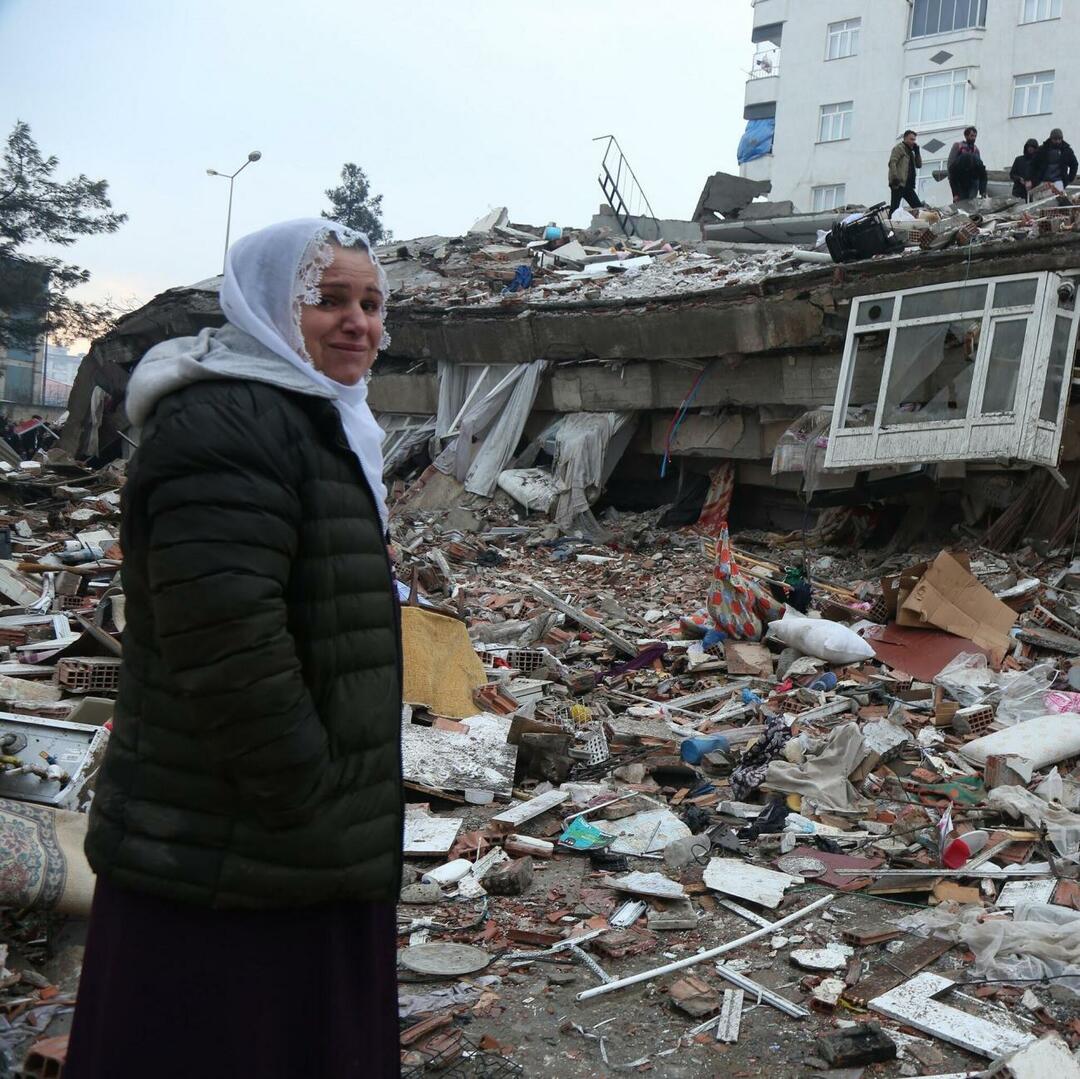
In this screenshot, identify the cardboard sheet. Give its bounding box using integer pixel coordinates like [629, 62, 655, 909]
[897, 552, 1015, 665]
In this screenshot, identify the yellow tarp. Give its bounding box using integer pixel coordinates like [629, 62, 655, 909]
[401, 605, 488, 719]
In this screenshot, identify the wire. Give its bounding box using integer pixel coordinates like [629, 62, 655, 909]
[660, 368, 708, 479]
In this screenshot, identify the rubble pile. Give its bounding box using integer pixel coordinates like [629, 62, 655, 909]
[387, 500, 1080, 1076]
[0, 438, 123, 1072]
[378, 188, 1080, 319]
[375, 210, 822, 313]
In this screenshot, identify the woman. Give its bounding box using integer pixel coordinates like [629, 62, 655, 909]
[1011, 138, 1041, 200]
[64, 219, 403, 1078]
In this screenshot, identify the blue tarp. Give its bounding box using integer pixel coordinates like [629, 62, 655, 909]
[737, 118, 774, 165]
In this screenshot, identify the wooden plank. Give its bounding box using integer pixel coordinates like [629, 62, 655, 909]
[526, 582, 637, 657]
[869, 973, 1033, 1060]
[843, 936, 954, 1007]
[490, 789, 569, 833]
[716, 989, 744, 1043]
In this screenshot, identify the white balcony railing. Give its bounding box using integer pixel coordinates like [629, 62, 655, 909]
[749, 46, 780, 79]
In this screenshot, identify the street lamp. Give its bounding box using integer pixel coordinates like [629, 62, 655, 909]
[206, 150, 262, 273]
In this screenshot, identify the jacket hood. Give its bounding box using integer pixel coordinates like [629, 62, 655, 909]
[125, 322, 336, 429]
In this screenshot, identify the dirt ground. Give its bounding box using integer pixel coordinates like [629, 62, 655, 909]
[396, 804, 1062, 1078]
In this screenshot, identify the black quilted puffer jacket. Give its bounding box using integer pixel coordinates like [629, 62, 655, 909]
[85, 379, 403, 909]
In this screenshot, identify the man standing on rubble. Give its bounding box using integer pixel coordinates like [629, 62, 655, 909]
[948, 126, 988, 201]
[1033, 128, 1079, 192]
[888, 130, 924, 215]
[64, 219, 403, 1079]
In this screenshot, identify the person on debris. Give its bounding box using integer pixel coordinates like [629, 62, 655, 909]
[1011, 138, 1041, 199]
[64, 219, 403, 1079]
[1033, 127, 1079, 192]
[947, 126, 988, 201]
[887, 130, 924, 215]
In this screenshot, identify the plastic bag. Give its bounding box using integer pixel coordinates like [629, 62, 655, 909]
[961, 904, 1080, 996]
[933, 652, 996, 707]
[766, 608, 874, 665]
[996, 662, 1057, 726]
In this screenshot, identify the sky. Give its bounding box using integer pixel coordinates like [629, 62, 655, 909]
[1, 0, 752, 337]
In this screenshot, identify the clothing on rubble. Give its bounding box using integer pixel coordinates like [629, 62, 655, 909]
[730, 713, 791, 801]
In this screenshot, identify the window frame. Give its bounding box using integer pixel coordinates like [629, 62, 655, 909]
[906, 67, 970, 129]
[909, 0, 988, 38]
[1020, 0, 1062, 23]
[916, 158, 948, 199]
[811, 184, 847, 212]
[817, 101, 854, 143]
[825, 17, 861, 60]
[825, 272, 1080, 469]
[1011, 70, 1055, 117]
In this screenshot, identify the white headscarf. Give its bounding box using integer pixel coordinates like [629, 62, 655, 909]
[220, 218, 390, 530]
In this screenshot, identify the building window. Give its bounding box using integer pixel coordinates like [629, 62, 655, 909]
[910, 0, 987, 37]
[907, 69, 969, 126]
[812, 184, 846, 212]
[1021, 0, 1062, 22]
[826, 272, 1080, 471]
[818, 101, 853, 142]
[917, 159, 947, 198]
[826, 18, 860, 60]
[1012, 71, 1055, 115]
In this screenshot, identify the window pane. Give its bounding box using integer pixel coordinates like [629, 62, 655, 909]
[856, 298, 895, 325]
[941, 0, 956, 30]
[883, 321, 977, 424]
[981, 319, 1027, 413]
[994, 280, 1038, 308]
[1040, 315, 1073, 421]
[901, 284, 987, 318]
[844, 334, 888, 426]
[1043, 82, 1054, 113]
[912, 0, 928, 36]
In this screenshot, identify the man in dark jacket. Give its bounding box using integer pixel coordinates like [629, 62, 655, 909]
[1033, 128, 1079, 191]
[888, 130, 924, 214]
[948, 126, 987, 201]
[1011, 138, 1041, 199]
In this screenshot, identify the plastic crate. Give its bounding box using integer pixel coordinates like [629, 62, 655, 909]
[57, 657, 122, 695]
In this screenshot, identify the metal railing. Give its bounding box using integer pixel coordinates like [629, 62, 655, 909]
[592, 135, 659, 240]
[748, 46, 780, 79]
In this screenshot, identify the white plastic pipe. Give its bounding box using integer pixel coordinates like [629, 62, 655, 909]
[575, 893, 833, 1001]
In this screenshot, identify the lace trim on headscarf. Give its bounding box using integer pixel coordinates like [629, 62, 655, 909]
[291, 225, 392, 364]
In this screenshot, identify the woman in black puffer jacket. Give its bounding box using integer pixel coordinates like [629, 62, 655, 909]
[65, 219, 403, 1079]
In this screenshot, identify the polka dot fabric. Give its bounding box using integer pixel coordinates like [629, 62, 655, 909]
[706, 524, 784, 640]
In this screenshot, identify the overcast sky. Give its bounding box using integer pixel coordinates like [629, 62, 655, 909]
[1, 0, 752, 334]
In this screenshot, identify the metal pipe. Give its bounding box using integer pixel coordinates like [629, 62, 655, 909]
[575, 894, 833, 1001]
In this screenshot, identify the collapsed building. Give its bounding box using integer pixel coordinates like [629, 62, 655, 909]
[60, 185, 1080, 550]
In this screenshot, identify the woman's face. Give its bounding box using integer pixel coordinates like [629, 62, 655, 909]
[299, 247, 384, 385]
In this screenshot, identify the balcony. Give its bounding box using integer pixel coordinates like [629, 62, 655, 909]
[748, 45, 780, 80]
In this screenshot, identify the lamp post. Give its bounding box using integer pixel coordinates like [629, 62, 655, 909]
[206, 150, 262, 273]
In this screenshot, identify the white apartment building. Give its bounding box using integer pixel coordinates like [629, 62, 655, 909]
[740, 0, 1080, 213]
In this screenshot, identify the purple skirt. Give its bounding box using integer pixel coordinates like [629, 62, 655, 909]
[64, 876, 400, 1079]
